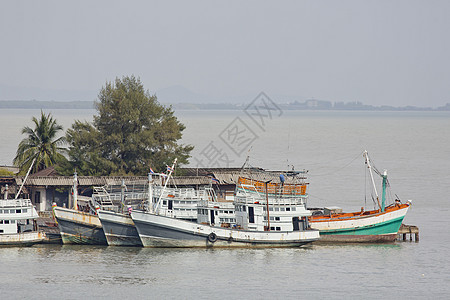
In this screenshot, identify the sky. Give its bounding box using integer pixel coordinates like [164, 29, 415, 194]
[1, 0, 449, 107]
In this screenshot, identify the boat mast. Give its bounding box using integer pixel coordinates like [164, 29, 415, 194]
[15, 157, 36, 200]
[73, 171, 78, 210]
[120, 179, 126, 213]
[155, 158, 177, 214]
[148, 172, 153, 213]
[264, 180, 272, 231]
[363, 151, 382, 211]
[381, 170, 387, 212]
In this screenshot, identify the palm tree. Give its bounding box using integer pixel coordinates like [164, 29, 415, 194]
[13, 111, 67, 174]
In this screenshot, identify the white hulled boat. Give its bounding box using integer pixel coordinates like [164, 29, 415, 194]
[308, 151, 411, 242]
[0, 195, 45, 246]
[131, 173, 320, 248]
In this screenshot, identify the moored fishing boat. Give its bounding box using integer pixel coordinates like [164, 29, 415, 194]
[131, 171, 320, 248]
[98, 160, 211, 246]
[53, 205, 107, 245]
[309, 151, 411, 242]
[1, 161, 45, 246]
[0, 195, 45, 246]
[97, 209, 141, 246]
[52, 172, 109, 245]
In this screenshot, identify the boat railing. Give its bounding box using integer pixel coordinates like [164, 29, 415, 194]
[0, 198, 32, 207]
[234, 191, 306, 206]
[158, 187, 211, 201]
[238, 177, 307, 195]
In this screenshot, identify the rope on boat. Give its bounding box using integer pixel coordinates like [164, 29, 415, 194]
[309, 151, 364, 177]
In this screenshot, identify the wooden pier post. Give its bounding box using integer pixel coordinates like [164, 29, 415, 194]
[397, 224, 419, 242]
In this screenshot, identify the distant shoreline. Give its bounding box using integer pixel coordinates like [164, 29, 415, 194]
[1, 100, 449, 111]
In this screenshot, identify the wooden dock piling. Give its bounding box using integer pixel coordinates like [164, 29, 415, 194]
[397, 224, 419, 242]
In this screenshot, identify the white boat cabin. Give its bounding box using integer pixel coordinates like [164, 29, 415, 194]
[234, 183, 312, 232]
[155, 187, 214, 220]
[0, 199, 40, 235]
[197, 199, 236, 227]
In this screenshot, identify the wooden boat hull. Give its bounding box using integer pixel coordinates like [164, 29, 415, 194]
[98, 210, 142, 247]
[131, 210, 320, 248]
[309, 204, 409, 243]
[0, 231, 45, 247]
[53, 207, 107, 245]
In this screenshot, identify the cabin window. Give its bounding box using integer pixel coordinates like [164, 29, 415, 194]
[276, 227, 281, 231]
[0, 229, 3, 233]
[269, 217, 274, 221]
[22, 209, 27, 213]
[5, 220, 9, 224]
[263, 207, 266, 211]
[269, 207, 273, 211]
[275, 217, 280, 221]
[270, 227, 275, 231]
[163, 200, 167, 205]
[243, 206, 246, 212]
[291, 207, 296, 211]
[11, 220, 15, 223]
[286, 207, 291, 211]
[0, 220, 3, 224]
[16, 209, 21, 213]
[280, 207, 285, 211]
[215, 211, 218, 216]
[274, 207, 280, 211]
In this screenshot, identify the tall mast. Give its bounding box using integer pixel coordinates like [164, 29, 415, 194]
[363, 151, 382, 211]
[148, 173, 153, 213]
[264, 180, 271, 231]
[155, 158, 177, 214]
[381, 170, 387, 212]
[73, 171, 78, 210]
[15, 157, 36, 200]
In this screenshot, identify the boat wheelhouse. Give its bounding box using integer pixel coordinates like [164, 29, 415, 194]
[0, 198, 45, 246]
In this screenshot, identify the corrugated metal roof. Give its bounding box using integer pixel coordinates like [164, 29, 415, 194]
[15, 175, 212, 187]
[211, 170, 307, 185]
[11, 169, 307, 187]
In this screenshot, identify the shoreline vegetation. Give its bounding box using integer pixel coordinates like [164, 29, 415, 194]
[0, 99, 449, 111]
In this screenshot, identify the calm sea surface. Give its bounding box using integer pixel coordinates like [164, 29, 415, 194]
[0, 108, 449, 299]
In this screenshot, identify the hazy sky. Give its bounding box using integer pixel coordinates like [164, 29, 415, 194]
[1, 0, 449, 107]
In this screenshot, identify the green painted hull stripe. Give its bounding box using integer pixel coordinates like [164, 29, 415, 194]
[319, 215, 405, 236]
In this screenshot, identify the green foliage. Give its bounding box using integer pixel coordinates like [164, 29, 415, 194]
[0, 168, 14, 176]
[13, 111, 67, 174]
[58, 75, 193, 176]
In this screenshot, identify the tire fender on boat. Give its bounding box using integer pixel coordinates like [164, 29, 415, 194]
[207, 232, 217, 243]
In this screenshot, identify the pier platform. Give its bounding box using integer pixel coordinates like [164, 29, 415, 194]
[37, 212, 62, 244]
[397, 224, 419, 242]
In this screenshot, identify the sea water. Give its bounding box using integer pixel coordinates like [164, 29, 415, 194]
[0, 108, 449, 299]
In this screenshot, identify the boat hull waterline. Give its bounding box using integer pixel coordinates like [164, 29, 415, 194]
[309, 204, 409, 243]
[0, 232, 45, 247]
[131, 210, 320, 248]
